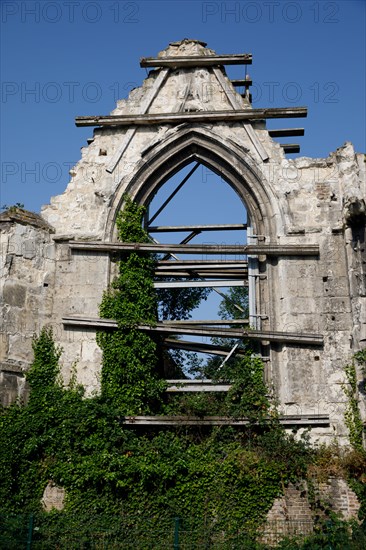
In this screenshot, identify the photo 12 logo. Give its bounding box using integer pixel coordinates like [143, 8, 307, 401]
[1, 81, 139, 104]
[201, 2, 340, 24]
[1, 1, 140, 24]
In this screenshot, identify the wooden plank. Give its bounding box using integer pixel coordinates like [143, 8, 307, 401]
[231, 79, 252, 87]
[167, 380, 232, 392]
[106, 68, 170, 173]
[69, 241, 319, 256]
[213, 67, 270, 162]
[153, 280, 248, 289]
[75, 107, 308, 127]
[154, 271, 248, 279]
[148, 223, 247, 232]
[269, 128, 304, 137]
[281, 144, 300, 153]
[121, 415, 330, 426]
[157, 260, 248, 271]
[163, 319, 249, 325]
[62, 317, 324, 345]
[140, 54, 252, 68]
[138, 324, 323, 345]
[157, 260, 248, 268]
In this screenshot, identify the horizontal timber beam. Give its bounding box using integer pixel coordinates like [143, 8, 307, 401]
[148, 223, 247, 232]
[140, 54, 252, 67]
[231, 79, 252, 87]
[121, 415, 330, 427]
[166, 380, 232, 392]
[157, 260, 248, 268]
[281, 144, 300, 154]
[166, 320, 249, 327]
[69, 241, 319, 257]
[269, 128, 304, 137]
[139, 324, 323, 345]
[62, 317, 323, 345]
[154, 272, 248, 279]
[75, 107, 308, 127]
[153, 280, 248, 289]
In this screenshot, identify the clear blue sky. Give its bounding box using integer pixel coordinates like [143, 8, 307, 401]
[1, 0, 365, 212]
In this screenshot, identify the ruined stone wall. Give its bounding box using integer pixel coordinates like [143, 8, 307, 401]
[261, 478, 361, 545]
[1, 40, 365, 443]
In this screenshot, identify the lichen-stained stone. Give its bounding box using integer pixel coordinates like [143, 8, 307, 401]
[0, 40, 365, 445]
[41, 482, 65, 512]
[3, 281, 27, 307]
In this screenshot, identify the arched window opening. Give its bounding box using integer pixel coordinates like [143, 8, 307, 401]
[142, 161, 260, 383]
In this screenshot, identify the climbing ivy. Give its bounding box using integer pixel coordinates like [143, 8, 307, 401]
[342, 354, 364, 453]
[97, 196, 166, 414]
[0, 197, 365, 545]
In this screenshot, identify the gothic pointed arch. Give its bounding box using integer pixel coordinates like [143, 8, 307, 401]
[105, 126, 283, 242]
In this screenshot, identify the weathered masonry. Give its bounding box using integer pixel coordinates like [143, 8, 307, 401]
[1, 40, 365, 443]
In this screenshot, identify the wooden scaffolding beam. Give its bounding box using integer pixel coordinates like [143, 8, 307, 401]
[166, 380, 232, 392]
[163, 319, 250, 325]
[69, 241, 319, 257]
[120, 415, 330, 427]
[62, 317, 323, 346]
[269, 128, 305, 137]
[148, 223, 248, 233]
[75, 107, 308, 127]
[153, 280, 248, 289]
[140, 54, 253, 68]
[281, 144, 300, 154]
[231, 79, 252, 87]
[154, 271, 248, 279]
[157, 260, 248, 268]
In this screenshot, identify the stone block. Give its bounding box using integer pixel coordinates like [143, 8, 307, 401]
[3, 281, 26, 307]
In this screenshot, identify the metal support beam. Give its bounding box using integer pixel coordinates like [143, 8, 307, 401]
[148, 163, 200, 225]
[75, 108, 308, 127]
[140, 54, 253, 68]
[164, 338, 247, 357]
[217, 343, 239, 371]
[148, 223, 247, 233]
[69, 241, 320, 256]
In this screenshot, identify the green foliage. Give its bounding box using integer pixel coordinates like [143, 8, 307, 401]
[1, 196, 364, 545]
[157, 283, 211, 321]
[218, 285, 249, 320]
[225, 354, 272, 422]
[354, 348, 366, 376]
[97, 196, 166, 413]
[276, 518, 366, 549]
[342, 355, 364, 453]
[339, 351, 366, 520]
[203, 286, 251, 379]
[26, 327, 62, 399]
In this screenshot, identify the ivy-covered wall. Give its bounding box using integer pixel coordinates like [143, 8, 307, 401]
[1, 198, 365, 548]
